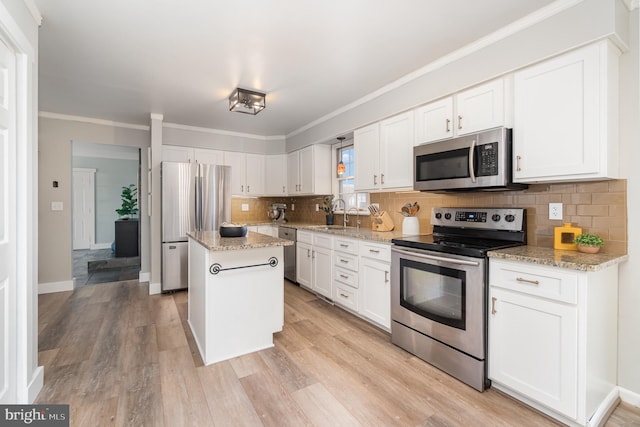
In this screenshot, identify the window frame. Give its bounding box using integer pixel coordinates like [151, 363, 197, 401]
[332, 139, 369, 215]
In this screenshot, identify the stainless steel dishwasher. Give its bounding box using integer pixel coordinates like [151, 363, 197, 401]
[278, 226, 296, 282]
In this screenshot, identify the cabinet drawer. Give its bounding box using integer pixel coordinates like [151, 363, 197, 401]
[334, 266, 358, 289]
[490, 260, 578, 304]
[334, 283, 358, 312]
[334, 237, 359, 255]
[359, 241, 391, 262]
[313, 232, 333, 249]
[335, 252, 358, 272]
[297, 230, 313, 244]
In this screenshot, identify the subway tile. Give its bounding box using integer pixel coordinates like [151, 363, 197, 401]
[576, 181, 609, 193]
[576, 205, 609, 217]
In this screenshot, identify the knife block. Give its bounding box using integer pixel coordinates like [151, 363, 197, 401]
[371, 211, 395, 232]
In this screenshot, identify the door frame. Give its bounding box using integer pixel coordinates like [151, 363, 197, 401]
[72, 168, 96, 250]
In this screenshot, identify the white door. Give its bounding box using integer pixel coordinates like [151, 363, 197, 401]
[286, 151, 299, 194]
[359, 258, 391, 329]
[72, 168, 96, 249]
[0, 37, 17, 403]
[414, 97, 454, 144]
[298, 146, 314, 194]
[223, 151, 246, 195]
[312, 246, 332, 298]
[245, 154, 265, 195]
[354, 123, 380, 191]
[379, 111, 414, 189]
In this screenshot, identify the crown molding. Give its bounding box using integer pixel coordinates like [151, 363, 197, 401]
[22, 0, 42, 26]
[38, 111, 150, 131]
[163, 122, 285, 141]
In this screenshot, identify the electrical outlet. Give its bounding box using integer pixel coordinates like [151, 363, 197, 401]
[315, 204, 319, 212]
[549, 203, 563, 220]
[291, 204, 295, 211]
[241, 203, 249, 212]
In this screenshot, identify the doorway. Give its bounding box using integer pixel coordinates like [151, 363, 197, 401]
[71, 142, 141, 286]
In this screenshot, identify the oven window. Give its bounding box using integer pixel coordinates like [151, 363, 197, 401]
[399, 259, 466, 330]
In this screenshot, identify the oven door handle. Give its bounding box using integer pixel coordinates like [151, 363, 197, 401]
[391, 247, 480, 266]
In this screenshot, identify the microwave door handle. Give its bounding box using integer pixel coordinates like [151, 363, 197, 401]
[468, 139, 477, 183]
[391, 247, 480, 266]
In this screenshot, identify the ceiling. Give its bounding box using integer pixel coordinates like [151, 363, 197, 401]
[35, 0, 557, 137]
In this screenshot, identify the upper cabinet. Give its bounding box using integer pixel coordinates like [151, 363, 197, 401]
[162, 145, 224, 165]
[223, 152, 265, 196]
[415, 79, 507, 145]
[194, 148, 224, 165]
[513, 40, 620, 183]
[287, 145, 331, 195]
[264, 154, 288, 196]
[354, 111, 414, 191]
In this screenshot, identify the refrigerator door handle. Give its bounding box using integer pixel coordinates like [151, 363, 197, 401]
[195, 175, 202, 230]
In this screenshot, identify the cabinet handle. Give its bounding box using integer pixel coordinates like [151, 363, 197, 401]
[283, 186, 285, 193]
[381, 173, 385, 185]
[312, 250, 315, 259]
[340, 274, 349, 279]
[241, 185, 244, 192]
[369, 249, 380, 254]
[385, 271, 389, 283]
[307, 249, 310, 258]
[516, 155, 522, 172]
[373, 174, 378, 185]
[340, 244, 348, 248]
[340, 293, 349, 299]
[491, 297, 497, 315]
[339, 259, 348, 264]
[446, 118, 451, 132]
[516, 277, 540, 285]
[247, 185, 250, 193]
[458, 115, 463, 129]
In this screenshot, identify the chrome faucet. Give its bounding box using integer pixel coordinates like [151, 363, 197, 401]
[334, 198, 347, 228]
[347, 207, 360, 231]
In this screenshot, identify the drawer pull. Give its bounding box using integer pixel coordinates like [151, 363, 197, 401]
[340, 243, 348, 247]
[339, 293, 349, 299]
[339, 259, 349, 263]
[369, 249, 380, 254]
[340, 274, 349, 279]
[491, 297, 497, 315]
[516, 277, 540, 285]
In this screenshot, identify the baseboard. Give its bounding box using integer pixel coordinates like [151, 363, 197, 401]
[27, 366, 44, 403]
[149, 282, 161, 295]
[589, 387, 620, 427]
[90, 242, 112, 250]
[138, 271, 150, 283]
[619, 386, 640, 407]
[38, 279, 74, 294]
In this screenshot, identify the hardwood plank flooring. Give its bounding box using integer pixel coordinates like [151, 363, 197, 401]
[36, 279, 640, 426]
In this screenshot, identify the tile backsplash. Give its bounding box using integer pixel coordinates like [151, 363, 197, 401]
[232, 179, 627, 254]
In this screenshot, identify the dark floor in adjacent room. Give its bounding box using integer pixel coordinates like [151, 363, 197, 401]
[73, 248, 140, 286]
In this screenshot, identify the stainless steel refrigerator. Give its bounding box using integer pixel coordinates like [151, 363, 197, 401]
[161, 162, 231, 292]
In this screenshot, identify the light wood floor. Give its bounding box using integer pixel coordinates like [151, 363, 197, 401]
[37, 279, 640, 426]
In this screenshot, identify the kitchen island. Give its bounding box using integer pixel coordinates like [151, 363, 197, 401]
[187, 230, 293, 365]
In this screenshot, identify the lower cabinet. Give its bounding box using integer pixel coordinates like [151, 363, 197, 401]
[333, 237, 360, 312]
[296, 231, 333, 299]
[296, 240, 313, 289]
[488, 258, 619, 426]
[359, 256, 391, 330]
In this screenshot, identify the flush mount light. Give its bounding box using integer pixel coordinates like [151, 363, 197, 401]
[336, 136, 346, 176]
[229, 88, 266, 115]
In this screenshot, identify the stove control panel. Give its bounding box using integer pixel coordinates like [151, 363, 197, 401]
[431, 207, 525, 231]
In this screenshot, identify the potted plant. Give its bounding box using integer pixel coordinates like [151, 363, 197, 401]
[322, 194, 335, 225]
[115, 184, 139, 219]
[574, 233, 604, 254]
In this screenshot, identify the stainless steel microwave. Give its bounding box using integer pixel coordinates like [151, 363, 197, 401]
[413, 127, 527, 192]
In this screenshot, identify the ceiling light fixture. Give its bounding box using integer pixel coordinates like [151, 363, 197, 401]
[336, 137, 346, 176]
[229, 88, 266, 115]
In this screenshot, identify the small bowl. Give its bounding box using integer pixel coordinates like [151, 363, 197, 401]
[219, 224, 247, 237]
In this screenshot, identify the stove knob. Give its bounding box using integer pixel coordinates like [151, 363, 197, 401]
[505, 214, 515, 222]
[435, 212, 442, 219]
[492, 214, 501, 222]
[444, 213, 452, 220]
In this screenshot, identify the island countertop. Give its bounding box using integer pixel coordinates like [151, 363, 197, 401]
[487, 245, 628, 272]
[187, 230, 293, 251]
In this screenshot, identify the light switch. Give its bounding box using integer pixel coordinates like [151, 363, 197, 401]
[241, 203, 249, 212]
[51, 201, 63, 211]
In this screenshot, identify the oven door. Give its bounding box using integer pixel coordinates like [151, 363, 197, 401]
[391, 246, 486, 359]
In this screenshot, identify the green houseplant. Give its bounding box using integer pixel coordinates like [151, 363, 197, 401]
[322, 194, 335, 225]
[574, 233, 604, 254]
[115, 184, 138, 219]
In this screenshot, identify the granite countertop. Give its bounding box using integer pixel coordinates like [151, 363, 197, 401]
[268, 222, 405, 243]
[187, 230, 293, 251]
[488, 245, 628, 272]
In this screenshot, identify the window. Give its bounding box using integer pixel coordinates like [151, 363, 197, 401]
[336, 144, 368, 212]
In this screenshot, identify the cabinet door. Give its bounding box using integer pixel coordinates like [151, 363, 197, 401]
[162, 145, 194, 162]
[313, 245, 333, 299]
[379, 111, 414, 189]
[354, 123, 380, 191]
[194, 148, 224, 165]
[223, 152, 246, 195]
[287, 151, 300, 194]
[296, 242, 313, 289]
[245, 154, 265, 195]
[264, 154, 287, 195]
[359, 258, 391, 329]
[513, 44, 602, 182]
[455, 79, 504, 135]
[415, 97, 454, 144]
[489, 287, 578, 419]
[298, 146, 314, 194]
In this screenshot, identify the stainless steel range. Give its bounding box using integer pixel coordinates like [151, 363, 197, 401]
[390, 207, 527, 391]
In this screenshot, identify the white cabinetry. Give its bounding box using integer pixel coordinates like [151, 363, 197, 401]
[333, 237, 360, 312]
[264, 154, 288, 196]
[194, 148, 224, 165]
[287, 145, 331, 195]
[489, 258, 618, 426]
[224, 152, 265, 196]
[354, 111, 414, 191]
[415, 79, 506, 145]
[296, 231, 333, 299]
[513, 40, 619, 183]
[162, 145, 224, 164]
[358, 241, 391, 330]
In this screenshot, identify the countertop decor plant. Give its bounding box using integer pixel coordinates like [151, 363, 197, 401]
[322, 195, 335, 214]
[116, 184, 138, 219]
[574, 233, 604, 254]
